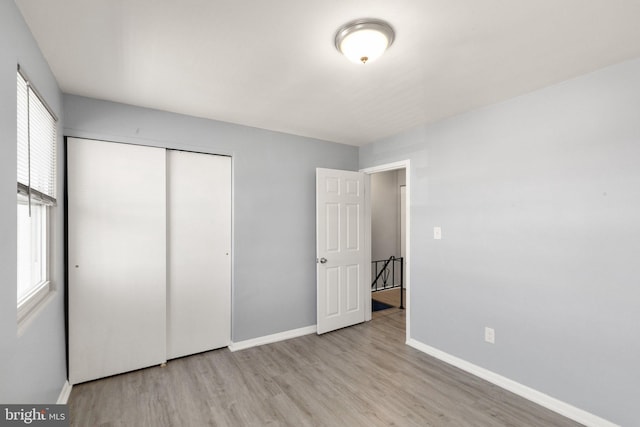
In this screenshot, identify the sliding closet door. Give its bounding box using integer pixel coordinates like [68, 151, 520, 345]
[167, 150, 231, 359]
[68, 138, 167, 385]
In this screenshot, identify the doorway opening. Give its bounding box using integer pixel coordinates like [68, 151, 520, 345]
[362, 160, 410, 341]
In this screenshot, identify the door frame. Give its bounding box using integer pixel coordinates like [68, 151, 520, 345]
[361, 160, 411, 343]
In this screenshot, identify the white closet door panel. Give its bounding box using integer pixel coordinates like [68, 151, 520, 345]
[68, 138, 167, 384]
[167, 150, 231, 359]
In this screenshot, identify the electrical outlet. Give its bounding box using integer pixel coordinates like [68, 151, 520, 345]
[433, 226, 442, 240]
[484, 327, 495, 344]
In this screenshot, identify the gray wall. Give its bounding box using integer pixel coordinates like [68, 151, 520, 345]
[0, 1, 67, 403]
[63, 95, 359, 342]
[371, 170, 403, 261]
[360, 58, 640, 426]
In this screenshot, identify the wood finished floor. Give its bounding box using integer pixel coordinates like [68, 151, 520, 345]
[68, 311, 583, 426]
[372, 288, 405, 319]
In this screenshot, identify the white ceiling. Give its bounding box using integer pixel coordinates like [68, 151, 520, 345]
[15, 0, 640, 146]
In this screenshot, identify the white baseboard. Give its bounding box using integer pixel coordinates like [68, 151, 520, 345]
[406, 339, 618, 427]
[229, 325, 317, 352]
[56, 380, 72, 404]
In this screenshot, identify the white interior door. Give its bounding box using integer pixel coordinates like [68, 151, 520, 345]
[68, 138, 167, 385]
[316, 168, 368, 334]
[167, 150, 231, 359]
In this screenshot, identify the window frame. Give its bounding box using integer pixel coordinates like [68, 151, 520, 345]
[17, 200, 51, 312]
[16, 66, 58, 335]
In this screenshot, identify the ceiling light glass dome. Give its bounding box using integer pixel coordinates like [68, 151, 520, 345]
[335, 19, 395, 64]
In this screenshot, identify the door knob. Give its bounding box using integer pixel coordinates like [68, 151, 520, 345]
[319, 257, 328, 264]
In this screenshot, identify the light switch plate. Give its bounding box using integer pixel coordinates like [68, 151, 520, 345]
[433, 226, 442, 240]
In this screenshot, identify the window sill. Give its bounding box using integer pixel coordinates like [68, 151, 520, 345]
[17, 281, 55, 337]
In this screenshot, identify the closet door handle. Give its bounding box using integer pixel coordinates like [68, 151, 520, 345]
[318, 257, 328, 264]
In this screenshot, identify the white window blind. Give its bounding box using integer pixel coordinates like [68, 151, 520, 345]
[17, 69, 57, 205]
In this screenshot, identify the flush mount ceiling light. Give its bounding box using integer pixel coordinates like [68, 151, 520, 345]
[335, 19, 395, 64]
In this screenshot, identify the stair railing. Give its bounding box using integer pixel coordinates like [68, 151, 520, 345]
[371, 256, 404, 309]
